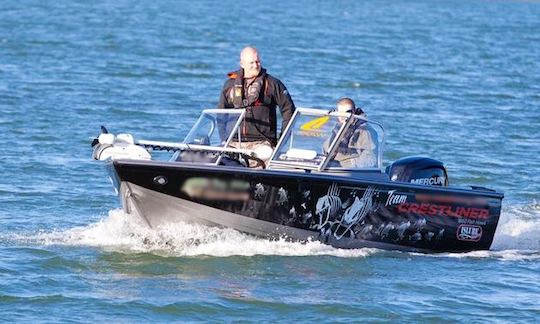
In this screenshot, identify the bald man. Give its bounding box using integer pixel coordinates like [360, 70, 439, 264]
[218, 47, 295, 147]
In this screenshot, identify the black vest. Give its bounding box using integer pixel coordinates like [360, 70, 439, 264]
[230, 69, 272, 108]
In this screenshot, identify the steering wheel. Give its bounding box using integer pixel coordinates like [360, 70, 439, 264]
[239, 153, 266, 169]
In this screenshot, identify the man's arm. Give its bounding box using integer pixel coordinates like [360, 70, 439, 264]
[272, 79, 296, 134]
[352, 128, 378, 167]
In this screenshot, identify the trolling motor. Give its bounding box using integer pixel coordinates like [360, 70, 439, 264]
[91, 126, 152, 161]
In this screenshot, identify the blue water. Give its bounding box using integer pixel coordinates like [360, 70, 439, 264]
[1, 0, 540, 321]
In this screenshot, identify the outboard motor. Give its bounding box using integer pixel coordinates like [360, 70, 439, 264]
[386, 156, 448, 186]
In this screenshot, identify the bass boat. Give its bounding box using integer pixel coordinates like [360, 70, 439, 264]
[91, 108, 503, 253]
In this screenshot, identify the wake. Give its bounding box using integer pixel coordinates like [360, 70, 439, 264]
[7, 202, 539, 260]
[19, 209, 374, 258]
[490, 202, 540, 251]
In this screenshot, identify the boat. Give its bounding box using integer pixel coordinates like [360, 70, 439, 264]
[91, 108, 504, 253]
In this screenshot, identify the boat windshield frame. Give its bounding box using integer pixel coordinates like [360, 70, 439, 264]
[170, 109, 246, 164]
[267, 108, 385, 172]
[183, 108, 246, 146]
[170, 108, 385, 171]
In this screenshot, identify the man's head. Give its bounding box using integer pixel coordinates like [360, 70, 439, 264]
[240, 46, 262, 78]
[336, 97, 366, 116]
[336, 98, 356, 113]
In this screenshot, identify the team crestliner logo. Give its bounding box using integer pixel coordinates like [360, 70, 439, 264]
[456, 224, 482, 242]
[385, 190, 407, 206]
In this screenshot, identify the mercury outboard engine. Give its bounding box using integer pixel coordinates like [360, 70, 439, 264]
[386, 156, 449, 186]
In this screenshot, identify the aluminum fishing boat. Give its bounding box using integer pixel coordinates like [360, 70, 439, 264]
[92, 108, 504, 253]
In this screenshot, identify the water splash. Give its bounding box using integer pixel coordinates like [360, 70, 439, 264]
[19, 209, 375, 258]
[491, 202, 540, 252]
[8, 202, 540, 260]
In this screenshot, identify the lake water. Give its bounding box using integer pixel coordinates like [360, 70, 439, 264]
[1, 0, 539, 322]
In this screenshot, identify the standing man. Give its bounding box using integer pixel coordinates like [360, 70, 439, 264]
[218, 46, 296, 148]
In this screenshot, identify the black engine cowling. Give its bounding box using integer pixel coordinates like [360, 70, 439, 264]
[386, 156, 448, 186]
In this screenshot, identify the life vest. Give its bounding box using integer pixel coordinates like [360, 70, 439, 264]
[227, 69, 272, 109]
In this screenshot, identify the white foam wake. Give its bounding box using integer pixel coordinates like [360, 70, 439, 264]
[491, 201, 540, 251]
[25, 209, 375, 258]
[9, 201, 539, 260]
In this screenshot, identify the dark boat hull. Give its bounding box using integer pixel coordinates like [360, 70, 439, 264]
[110, 160, 503, 253]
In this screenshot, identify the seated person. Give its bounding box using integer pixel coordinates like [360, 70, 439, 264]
[328, 98, 378, 168]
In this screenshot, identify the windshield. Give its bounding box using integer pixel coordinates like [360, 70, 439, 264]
[269, 108, 385, 170]
[177, 108, 384, 170]
[183, 109, 245, 147]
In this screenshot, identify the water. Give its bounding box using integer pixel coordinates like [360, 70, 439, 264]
[1, 0, 539, 321]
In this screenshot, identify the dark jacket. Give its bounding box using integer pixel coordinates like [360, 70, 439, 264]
[217, 68, 295, 145]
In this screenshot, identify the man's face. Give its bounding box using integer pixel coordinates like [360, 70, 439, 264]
[337, 104, 354, 122]
[337, 104, 354, 114]
[240, 50, 262, 78]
